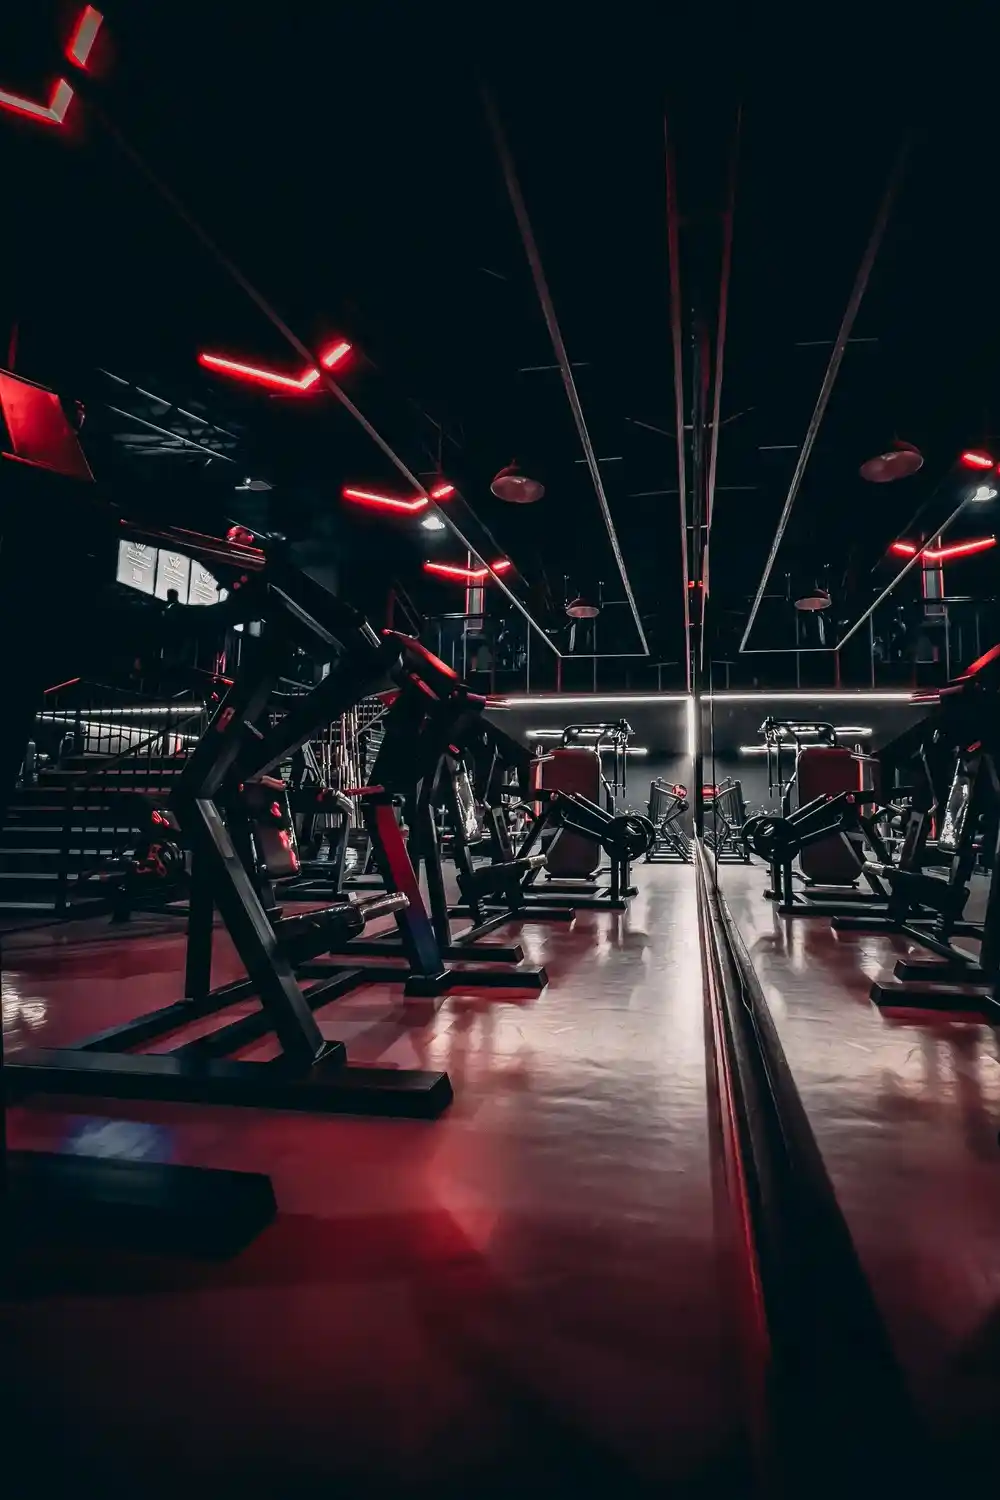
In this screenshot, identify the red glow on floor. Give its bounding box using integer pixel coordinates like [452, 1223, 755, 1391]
[66, 5, 104, 68]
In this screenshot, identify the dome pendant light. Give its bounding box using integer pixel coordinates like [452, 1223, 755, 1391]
[491, 461, 545, 504]
[565, 596, 601, 619]
[793, 587, 831, 612]
[859, 439, 924, 483]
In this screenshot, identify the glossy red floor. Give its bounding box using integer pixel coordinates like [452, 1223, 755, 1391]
[1, 868, 750, 1499]
[721, 860, 1000, 1473]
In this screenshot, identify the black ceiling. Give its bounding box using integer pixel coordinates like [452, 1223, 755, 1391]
[3, 3, 997, 676]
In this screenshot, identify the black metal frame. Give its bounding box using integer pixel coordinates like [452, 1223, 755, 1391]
[862, 749, 1000, 1016]
[645, 778, 693, 864]
[6, 560, 453, 1119]
[326, 644, 553, 987]
[704, 777, 751, 864]
[515, 792, 640, 911]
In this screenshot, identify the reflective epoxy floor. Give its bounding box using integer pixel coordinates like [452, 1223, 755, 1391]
[1, 868, 750, 1499]
[721, 861, 1000, 1471]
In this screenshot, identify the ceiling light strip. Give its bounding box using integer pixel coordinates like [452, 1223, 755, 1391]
[344, 488, 428, 513]
[0, 78, 75, 124]
[838, 490, 982, 654]
[89, 82, 554, 662]
[66, 5, 104, 67]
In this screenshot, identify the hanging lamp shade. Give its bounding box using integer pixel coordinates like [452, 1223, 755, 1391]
[859, 441, 924, 483]
[794, 588, 831, 612]
[566, 595, 601, 619]
[491, 461, 545, 504]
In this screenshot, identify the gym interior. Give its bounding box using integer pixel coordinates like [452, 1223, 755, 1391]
[2, 10, 1000, 1496]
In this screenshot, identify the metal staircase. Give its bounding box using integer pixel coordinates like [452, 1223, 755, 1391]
[1, 683, 206, 919]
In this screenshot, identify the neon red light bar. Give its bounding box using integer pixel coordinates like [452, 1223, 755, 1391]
[198, 353, 316, 392]
[320, 340, 351, 369]
[891, 537, 995, 562]
[342, 475, 451, 513]
[66, 6, 104, 68]
[423, 559, 512, 581]
[960, 450, 994, 469]
[343, 488, 429, 513]
[931, 536, 996, 561]
[0, 6, 101, 125]
[0, 77, 75, 125]
[199, 341, 351, 393]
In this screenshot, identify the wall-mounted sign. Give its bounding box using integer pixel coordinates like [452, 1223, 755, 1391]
[117, 540, 220, 605]
[116, 540, 156, 595]
[188, 559, 220, 606]
[154, 548, 192, 601]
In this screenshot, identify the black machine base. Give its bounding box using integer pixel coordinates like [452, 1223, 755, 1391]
[327, 933, 527, 964]
[6, 1046, 453, 1118]
[869, 979, 999, 1016]
[506, 886, 634, 910]
[778, 897, 891, 919]
[299, 955, 548, 995]
[3, 1150, 277, 1260]
[447, 902, 577, 925]
[892, 956, 986, 982]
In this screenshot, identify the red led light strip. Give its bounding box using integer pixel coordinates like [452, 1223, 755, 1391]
[344, 488, 428, 513]
[891, 537, 996, 562]
[424, 560, 512, 581]
[0, 7, 103, 126]
[66, 5, 104, 67]
[199, 339, 351, 394]
[342, 481, 455, 513]
[959, 451, 995, 470]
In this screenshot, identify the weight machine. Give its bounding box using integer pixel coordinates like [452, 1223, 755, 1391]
[703, 779, 751, 863]
[831, 646, 1000, 1014]
[7, 547, 455, 1119]
[316, 635, 553, 984]
[645, 780, 692, 863]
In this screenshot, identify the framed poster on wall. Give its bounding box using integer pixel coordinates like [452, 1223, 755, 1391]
[116, 539, 156, 595]
[188, 560, 220, 606]
[154, 549, 192, 601]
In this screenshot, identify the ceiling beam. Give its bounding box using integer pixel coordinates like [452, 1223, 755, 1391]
[739, 137, 910, 653]
[703, 106, 741, 641]
[664, 121, 691, 690]
[484, 87, 649, 656]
